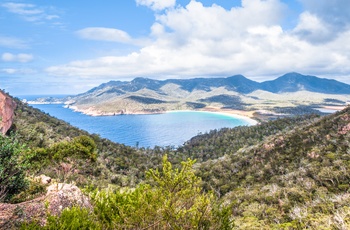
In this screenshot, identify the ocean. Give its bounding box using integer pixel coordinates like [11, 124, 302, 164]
[19, 95, 255, 148]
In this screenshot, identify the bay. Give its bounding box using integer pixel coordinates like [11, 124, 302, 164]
[28, 103, 253, 148]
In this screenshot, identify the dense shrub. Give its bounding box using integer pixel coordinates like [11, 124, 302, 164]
[49, 135, 97, 161]
[92, 155, 228, 229]
[29, 135, 97, 168]
[0, 135, 29, 202]
[21, 207, 101, 230]
[22, 156, 231, 229]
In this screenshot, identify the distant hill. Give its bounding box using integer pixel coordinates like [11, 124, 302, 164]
[34, 73, 350, 118]
[78, 72, 350, 96]
[261, 72, 350, 94]
[76, 74, 260, 97]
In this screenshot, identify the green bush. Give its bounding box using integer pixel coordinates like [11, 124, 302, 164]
[0, 135, 29, 202]
[91, 155, 230, 229]
[10, 179, 46, 203]
[29, 135, 97, 166]
[21, 207, 101, 230]
[50, 135, 97, 161]
[22, 156, 230, 229]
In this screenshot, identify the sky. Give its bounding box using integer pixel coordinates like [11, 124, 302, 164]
[1, 0, 350, 95]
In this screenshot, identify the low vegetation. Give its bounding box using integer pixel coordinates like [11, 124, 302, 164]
[22, 156, 231, 229]
[0, 135, 29, 202]
[2, 95, 350, 229]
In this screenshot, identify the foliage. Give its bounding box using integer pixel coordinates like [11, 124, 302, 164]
[92, 155, 228, 229]
[22, 156, 230, 229]
[195, 107, 350, 228]
[21, 207, 101, 230]
[178, 114, 319, 163]
[0, 135, 29, 202]
[10, 178, 46, 203]
[49, 135, 97, 161]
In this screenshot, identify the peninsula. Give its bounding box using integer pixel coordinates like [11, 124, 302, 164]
[32, 72, 350, 121]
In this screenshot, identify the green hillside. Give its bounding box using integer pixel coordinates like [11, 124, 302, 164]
[2, 94, 350, 229]
[197, 107, 350, 228]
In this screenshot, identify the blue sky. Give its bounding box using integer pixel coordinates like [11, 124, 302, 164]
[1, 0, 350, 95]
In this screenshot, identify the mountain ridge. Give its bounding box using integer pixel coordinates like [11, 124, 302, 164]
[260, 72, 350, 94]
[78, 72, 350, 96]
[33, 72, 350, 119]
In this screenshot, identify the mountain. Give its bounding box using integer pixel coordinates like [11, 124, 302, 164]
[33, 72, 350, 119]
[261, 72, 350, 93]
[73, 74, 258, 97]
[76, 72, 350, 97]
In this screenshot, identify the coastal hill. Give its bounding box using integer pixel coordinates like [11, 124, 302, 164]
[39, 72, 350, 117]
[80, 72, 350, 96]
[2, 89, 350, 228]
[260, 72, 350, 93]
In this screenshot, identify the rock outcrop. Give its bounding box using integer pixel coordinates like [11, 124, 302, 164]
[0, 183, 92, 228]
[0, 91, 16, 135]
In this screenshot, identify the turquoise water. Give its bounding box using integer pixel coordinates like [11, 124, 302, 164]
[29, 103, 252, 148]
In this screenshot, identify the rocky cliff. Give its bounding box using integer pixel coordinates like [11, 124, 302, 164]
[0, 91, 16, 135]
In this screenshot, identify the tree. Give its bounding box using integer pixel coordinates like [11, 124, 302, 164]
[92, 155, 229, 229]
[146, 155, 213, 229]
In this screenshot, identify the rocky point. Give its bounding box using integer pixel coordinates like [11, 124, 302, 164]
[0, 91, 16, 135]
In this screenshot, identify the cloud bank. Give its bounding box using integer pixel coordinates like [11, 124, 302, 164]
[46, 0, 350, 81]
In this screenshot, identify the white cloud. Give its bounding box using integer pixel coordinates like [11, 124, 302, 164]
[1, 3, 43, 15]
[46, 15, 59, 20]
[300, 0, 350, 28]
[1, 68, 17, 74]
[0, 35, 28, 49]
[76, 27, 132, 43]
[2, 52, 33, 62]
[46, 0, 350, 81]
[76, 27, 150, 46]
[296, 0, 350, 43]
[292, 12, 333, 43]
[1, 68, 36, 74]
[1, 2, 60, 23]
[136, 0, 176, 11]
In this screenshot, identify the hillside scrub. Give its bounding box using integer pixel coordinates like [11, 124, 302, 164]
[0, 135, 29, 202]
[195, 107, 350, 228]
[4, 94, 350, 228]
[22, 156, 231, 229]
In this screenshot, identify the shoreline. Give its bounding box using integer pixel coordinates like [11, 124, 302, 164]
[65, 105, 259, 126]
[167, 109, 258, 125]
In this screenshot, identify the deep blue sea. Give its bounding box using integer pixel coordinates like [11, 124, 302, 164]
[18, 95, 253, 148]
